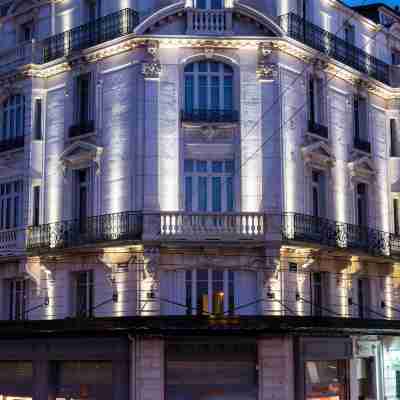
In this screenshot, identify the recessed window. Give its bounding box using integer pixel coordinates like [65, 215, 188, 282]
[32, 186, 40, 227]
[357, 278, 371, 319]
[0, 180, 23, 230]
[308, 76, 325, 126]
[394, 198, 400, 236]
[34, 98, 42, 140]
[4, 279, 29, 320]
[392, 49, 400, 65]
[184, 159, 234, 212]
[311, 170, 326, 218]
[75, 73, 92, 124]
[73, 270, 94, 318]
[356, 183, 368, 227]
[184, 61, 233, 114]
[74, 169, 90, 232]
[1, 95, 25, 142]
[390, 119, 399, 157]
[354, 96, 368, 141]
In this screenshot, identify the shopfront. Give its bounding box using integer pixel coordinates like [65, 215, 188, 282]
[296, 337, 353, 400]
[166, 338, 258, 400]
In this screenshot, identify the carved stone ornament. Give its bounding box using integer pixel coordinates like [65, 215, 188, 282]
[257, 63, 278, 82]
[143, 247, 160, 281]
[142, 62, 162, 79]
[302, 141, 336, 169]
[348, 156, 376, 182]
[204, 48, 215, 59]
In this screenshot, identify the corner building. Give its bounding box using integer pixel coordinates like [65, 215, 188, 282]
[0, 0, 400, 399]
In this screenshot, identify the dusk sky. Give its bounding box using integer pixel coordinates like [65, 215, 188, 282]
[344, 0, 399, 8]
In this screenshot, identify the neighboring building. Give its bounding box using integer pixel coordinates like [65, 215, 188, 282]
[0, 0, 400, 399]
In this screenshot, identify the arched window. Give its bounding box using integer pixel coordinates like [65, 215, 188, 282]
[184, 61, 233, 116]
[2, 95, 25, 141]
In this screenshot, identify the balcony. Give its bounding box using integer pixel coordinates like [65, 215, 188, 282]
[0, 136, 24, 153]
[42, 8, 139, 64]
[69, 120, 95, 138]
[308, 120, 328, 139]
[186, 8, 233, 35]
[159, 212, 265, 240]
[282, 213, 390, 257]
[0, 228, 25, 257]
[278, 13, 390, 86]
[181, 109, 239, 126]
[27, 211, 143, 251]
[354, 137, 371, 153]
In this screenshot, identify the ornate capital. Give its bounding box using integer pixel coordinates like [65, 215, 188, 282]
[143, 247, 160, 282]
[257, 63, 278, 82]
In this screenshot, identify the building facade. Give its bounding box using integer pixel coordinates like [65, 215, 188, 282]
[0, 0, 399, 399]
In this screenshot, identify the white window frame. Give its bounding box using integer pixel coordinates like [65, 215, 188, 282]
[184, 159, 235, 212]
[184, 61, 233, 112]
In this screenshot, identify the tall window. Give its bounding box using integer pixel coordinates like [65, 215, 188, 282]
[356, 183, 368, 227]
[312, 272, 329, 317]
[34, 99, 42, 140]
[85, 0, 101, 21]
[344, 23, 355, 45]
[392, 50, 400, 65]
[354, 96, 368, 142]
[0, 181, 22, 230]
[33, 186, 40, 227]
[184, 61, 233, 114]
[1, 95, 25, 142]
[195, 0, 223, 9]
[185, 269, 234, 315]
[74, 169, 90, 231]
[390, 119, 399, 157]
[75, 73, 92, 124]
[357, 278, 370, 319]
[184, 159, 234, 212]
[19, 21, 34, 43]
[73, 270, 93, 318]
[394, 198, 399, 235]
[311, 170, 326, 218]
[5, 279, 28, 321]
[308, 76, 324, 126]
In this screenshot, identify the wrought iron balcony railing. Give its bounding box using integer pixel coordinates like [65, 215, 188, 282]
[0, 228, 25, 256]
[42, 8, 139, 63]
[0, 136, 24, 153]
[282, 213, 391, 256]
[354, 137, 371, 153]
[69, 120, 95, 138]
[27, 211, 143, 251]
[278, 13, 390, 85]
[308, 120, 328, 138]
[182, 109, 239, 124]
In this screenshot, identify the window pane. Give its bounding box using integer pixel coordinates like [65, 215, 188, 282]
[185, 176, 193, 212]
[210, 62, 219, 73]
[227, 177, 234, 211]
[185, 270, 192, 315]
[196, 269, 208, 315]
[212, 177, 222, 212]
[199, 76, 208, 110]
[211, 76, 219, 110]
[185, 76, 194, 113]
[184, 63, 194, 73]
[212, 161, 223, 173]
[225, 159, 234, 173]
[198, 61, 207, 72]
[14, 195, 19, 227]
[211, 0, 223, 9]
[224, 76, 233, 110]
[196, 160, 207, 173]
[198, 177, 208, 212]
[184, 159, 194, 173]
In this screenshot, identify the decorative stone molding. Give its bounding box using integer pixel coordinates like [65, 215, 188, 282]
[302, 141, 336, 169]
[59, 141, 103, 177]
[142, 40, 162, 80]
[348, 156, 376, 182]
[143, 247, 160, 283]
[20, 260, 41, 291]
[257, 42, 277, 82]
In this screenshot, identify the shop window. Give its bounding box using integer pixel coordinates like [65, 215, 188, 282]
[184, 159, 234, 212]
[0, 361, 33, 399]
[166, 340, 258, 400]
[53, 361, 112, 400]
[305, 360, 349, 400]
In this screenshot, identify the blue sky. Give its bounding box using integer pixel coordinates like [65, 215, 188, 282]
[344, 0, 399, 8]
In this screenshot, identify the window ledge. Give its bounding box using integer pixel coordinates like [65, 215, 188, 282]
[66, 131, 97, 143]
[182, 121, 239, 129]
